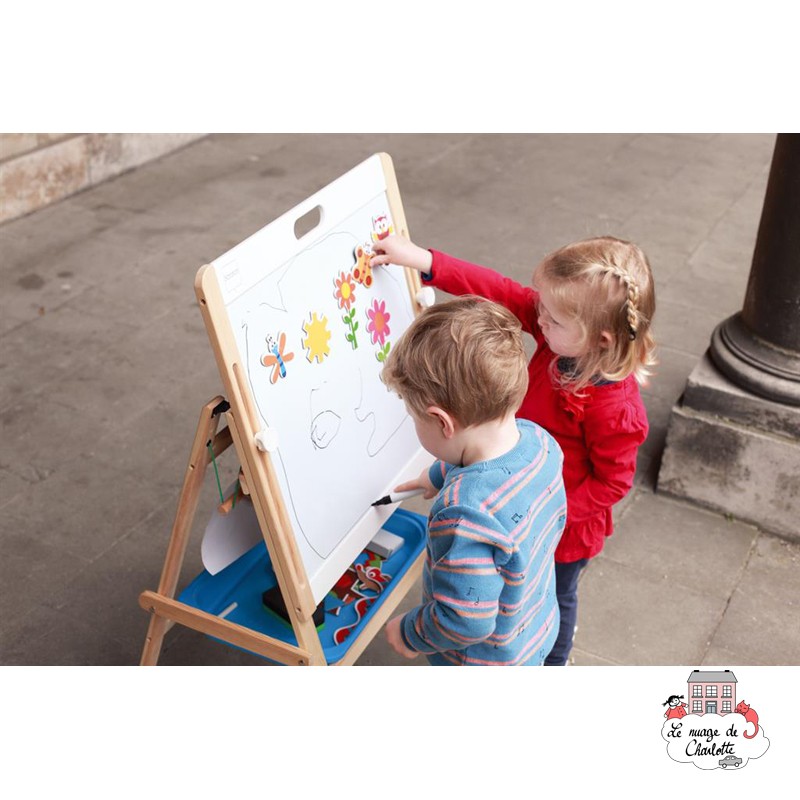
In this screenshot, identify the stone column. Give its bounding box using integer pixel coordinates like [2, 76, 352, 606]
[657, 134, 800, 541]
[709, 133, 800, 405]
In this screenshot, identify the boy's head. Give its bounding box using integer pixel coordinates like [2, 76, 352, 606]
[382, 295, 528, 428]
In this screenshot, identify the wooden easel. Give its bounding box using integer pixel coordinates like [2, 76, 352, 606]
[138, 393, 425, 666]
[139, 154, 427, 666]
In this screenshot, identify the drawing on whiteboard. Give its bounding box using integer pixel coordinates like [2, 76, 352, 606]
[309, 383, 342, 450]
[302, 312, 331, 364]
[352, 243, 374, 288]
[261, 332, 294, 383]
[310, 410, 342, 450]
[353, 366, 409, 458]
[371, 213, 393, 242]
[259, 262, 295, 314]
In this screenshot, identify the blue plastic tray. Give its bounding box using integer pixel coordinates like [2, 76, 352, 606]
[178, 508, 426, 664]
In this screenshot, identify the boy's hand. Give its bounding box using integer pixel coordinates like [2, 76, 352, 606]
[385, 615, 419, 659]
[395, 469, 437, 500]
[370, 234, 433, 274]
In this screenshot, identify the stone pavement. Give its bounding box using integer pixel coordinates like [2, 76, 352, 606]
[1, 133, 797, 666]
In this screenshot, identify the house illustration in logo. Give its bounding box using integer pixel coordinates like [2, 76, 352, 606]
[687, 669, 737, 715]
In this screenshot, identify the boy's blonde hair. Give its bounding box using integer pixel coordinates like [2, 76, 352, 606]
[533, 236, 657, 392]
[382, 296, 528, 426]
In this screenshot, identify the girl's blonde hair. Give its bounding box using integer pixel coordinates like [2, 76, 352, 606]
[533, 236, 657, 392]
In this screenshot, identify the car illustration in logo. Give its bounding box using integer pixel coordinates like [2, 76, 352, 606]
[718, 755, 743, 768]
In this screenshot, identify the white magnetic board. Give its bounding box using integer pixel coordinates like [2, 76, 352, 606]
[197, 154, 430, 603]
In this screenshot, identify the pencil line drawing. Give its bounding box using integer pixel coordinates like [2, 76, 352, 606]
[353, 366, 410, 458]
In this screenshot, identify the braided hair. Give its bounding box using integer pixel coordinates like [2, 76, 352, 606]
[601, 261, 641, 341]
[533, 236, 657, 393]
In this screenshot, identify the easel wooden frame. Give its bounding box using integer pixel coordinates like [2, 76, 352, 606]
[139, 154, 425, 665]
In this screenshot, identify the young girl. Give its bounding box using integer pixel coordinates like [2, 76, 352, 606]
[370, 234, 656, 666]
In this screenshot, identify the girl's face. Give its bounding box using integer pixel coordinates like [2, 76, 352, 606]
[536, 283, 585, 358]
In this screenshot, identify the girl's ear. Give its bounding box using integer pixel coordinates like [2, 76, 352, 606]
[426, 406, 456, 439]
[599, 331, 614, 349]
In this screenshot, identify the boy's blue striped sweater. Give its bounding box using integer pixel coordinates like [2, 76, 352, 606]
[401, 420, 567, 665]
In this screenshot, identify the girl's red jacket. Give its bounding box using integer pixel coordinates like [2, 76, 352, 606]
[425, 250, 649, 563]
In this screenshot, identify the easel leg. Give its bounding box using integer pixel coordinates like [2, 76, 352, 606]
[140, 396, 232, 665]
[140, 616, 169, 666]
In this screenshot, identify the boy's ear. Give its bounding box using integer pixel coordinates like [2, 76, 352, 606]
[426, 406, 456, 439]
[599, 331, 614, 349]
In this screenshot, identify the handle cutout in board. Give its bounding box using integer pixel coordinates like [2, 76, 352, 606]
[293, 205, 323, 240]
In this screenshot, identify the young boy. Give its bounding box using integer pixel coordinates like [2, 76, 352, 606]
[381, 296, 567, 665]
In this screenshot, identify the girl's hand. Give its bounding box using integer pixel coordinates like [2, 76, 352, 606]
[395, 469, 437, 500]
[370, 234, 433, 273]
[385, 615, 419, 659]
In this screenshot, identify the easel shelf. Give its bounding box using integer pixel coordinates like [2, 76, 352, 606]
[178, 507, 425, 665]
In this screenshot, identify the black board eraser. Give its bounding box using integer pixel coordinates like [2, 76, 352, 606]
[262, 586, 325, 629]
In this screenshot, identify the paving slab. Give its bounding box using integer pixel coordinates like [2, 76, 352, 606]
[705, 534, 800, 665]
[600, 490, 759, 600]
[1, 393, 102, 483]
[1, 455, 164, 566]
[574, 551, 730, 665]
[0, 303, 141, 409]
[0, 511, 88, 628]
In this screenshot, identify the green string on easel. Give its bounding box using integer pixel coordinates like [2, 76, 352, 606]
[231, 479, 240, 509]
[207, 440, 225, 505]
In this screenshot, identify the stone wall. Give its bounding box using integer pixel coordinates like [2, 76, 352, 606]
[0, 133, 206, 224]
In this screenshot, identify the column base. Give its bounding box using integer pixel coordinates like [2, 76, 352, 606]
[657, 352, 800, 542]
[710, 313, 800, 406]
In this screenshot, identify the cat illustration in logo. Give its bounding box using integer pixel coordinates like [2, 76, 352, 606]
[735, 700, 760, 739]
